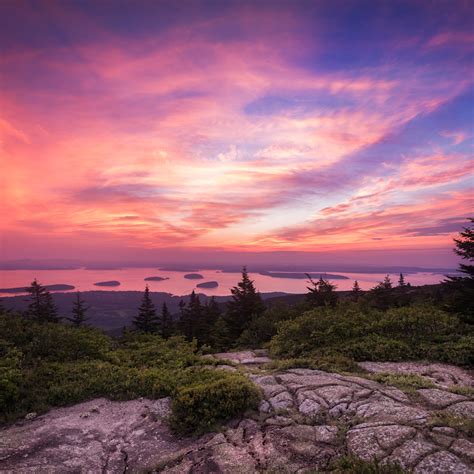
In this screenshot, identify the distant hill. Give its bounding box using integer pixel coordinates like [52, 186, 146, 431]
[0, 290, 287, 335]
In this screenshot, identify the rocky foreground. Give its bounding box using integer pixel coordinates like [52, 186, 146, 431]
[1, 352, 473, 473]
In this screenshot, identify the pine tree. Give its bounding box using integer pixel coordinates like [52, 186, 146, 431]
[133, 286, 159, 333]
[160, 302, 173, 338]
[306, 275, 338, 307]
[398, 273, 406, 287]
[197, 296, 221, 346]
[178, 291, 201, 341]
[369, 275, 394, 310]
[444, 218, 474, 322]
[382, 275, 392, 289]
[25, 279, 60, 323]
[225, 267, 265, 341]
[352, 280, 361, 302]
[205, 296, 221, 326]
[452, 218, 474, 279]
[68, 292, 90, 327]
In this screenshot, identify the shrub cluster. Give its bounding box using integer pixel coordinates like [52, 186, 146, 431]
[270, 304, 473, 366]
[0, 314, 260, 433]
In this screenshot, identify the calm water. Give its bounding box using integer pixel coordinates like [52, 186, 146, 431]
[0, 268, 445, 297]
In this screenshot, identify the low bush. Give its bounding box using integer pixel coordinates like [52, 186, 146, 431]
[428, 412, 474, 437]
[0, 315, 111, 362]
[170, 372, 260, 435]
[0, 314, 259, 434]
[366, 373, 435, 393]
[0, 340, 22, 413]
[264, 354, 359, 373]
[270, 304, 472, 367]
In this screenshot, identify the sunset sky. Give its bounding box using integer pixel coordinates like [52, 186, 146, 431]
[1, 0, 473, 267]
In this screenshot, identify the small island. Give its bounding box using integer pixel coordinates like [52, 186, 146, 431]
[259, 271, 349, 280]
[0, 284, 75, 294]
[184, 273, 204, 280]
[196, 281, 219, 289]
[93, 280, 121, 287]
[144, 276, 169, 281]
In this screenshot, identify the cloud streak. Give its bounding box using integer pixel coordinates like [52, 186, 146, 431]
[0, 0, 472, 263]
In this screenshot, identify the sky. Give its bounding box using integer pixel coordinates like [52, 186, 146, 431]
[0, 0, 473, 268]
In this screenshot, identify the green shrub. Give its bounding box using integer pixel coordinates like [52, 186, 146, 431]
[264, 354, 359, 373]
[270, 304, 472, 366]
[0, 314, 111, 362]
[420, 335, 474, 366]
[0, 340, 22, 414]
[170, 372, 261, 435]
[0, 314, 260, 434]
[237, 304, 301, 348]
[428, 412, 474, 437]
[111, 333, 200, 369]
[366, 373, 435, 393]
[448, 385, 474, 397]
[342, 335, 413, 362]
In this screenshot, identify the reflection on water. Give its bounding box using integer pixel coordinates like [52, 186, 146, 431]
[0, 267, 445, 297]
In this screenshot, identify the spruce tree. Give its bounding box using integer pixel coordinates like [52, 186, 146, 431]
[306, 275, 338, 307]
[178, 291, 201, 341]
[160, 302, 173, 338]
[352, 280, 361, 302]
[225, 267, 265, 341]
[369, 275, 394, 310]
[68, 292, 90, 327]
[25, 279, 60, 323]
[197, 296, 221, 346]
[452, 218, 474, 279]
[133, 286, 159, 333]
[398, 273, 406, 287]
[382, 275, 392, 289]
[444, 218, 474, 322]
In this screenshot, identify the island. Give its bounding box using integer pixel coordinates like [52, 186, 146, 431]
[259, 271, 349, 280]
[184, 273, 204, 280]
[93, 280, 121, 287]
[144, 276, 169, 281]
[196, 281, 219, 289]
[0, 284, 75, 294]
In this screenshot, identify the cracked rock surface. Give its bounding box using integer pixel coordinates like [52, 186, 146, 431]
[1, 352, 473, 473]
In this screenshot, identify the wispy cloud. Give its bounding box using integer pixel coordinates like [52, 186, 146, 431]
[0, 0, 472, 262]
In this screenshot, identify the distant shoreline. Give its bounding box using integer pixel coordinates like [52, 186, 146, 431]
[259, 271, 349, 280]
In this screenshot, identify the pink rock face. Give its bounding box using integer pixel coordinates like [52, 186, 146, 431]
[1, 357, 473, 473]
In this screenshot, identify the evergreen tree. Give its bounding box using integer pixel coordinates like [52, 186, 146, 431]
[25, 279, 60, 323]
[452, 217, 474, 279]
[133, 286, 159, 333]
[205, 296, 221, 326]
[178, 291, 201, 341]
[398, 273, 406, 287]
[209, 315, 231, 350]
[160, 302, 173, 338]
[198, 296, 221, 346]
[225, 267, 265, 341]
[352, 280, 361, 302]
[67, 292, 90, 327]
[444, 218, 474, 323]
[306, 275, 338, 307]
[382, 275, 392, 289]
[368, 275, 394, 310]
